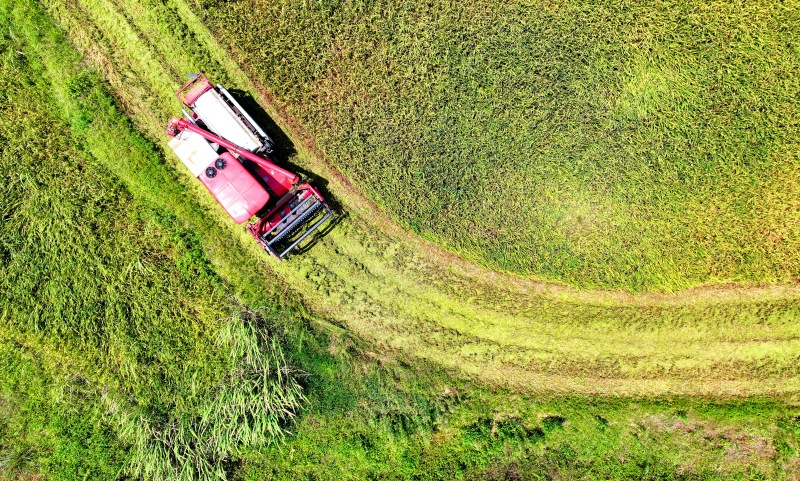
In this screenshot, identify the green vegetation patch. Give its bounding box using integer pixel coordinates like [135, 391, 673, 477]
[0, 5, 305, 478]
[200, 0, 800, 290]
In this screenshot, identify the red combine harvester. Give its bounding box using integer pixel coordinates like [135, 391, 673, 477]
[166, 73, 332, 258]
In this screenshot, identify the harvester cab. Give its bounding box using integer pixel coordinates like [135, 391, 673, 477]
[166, 74, 332, 259]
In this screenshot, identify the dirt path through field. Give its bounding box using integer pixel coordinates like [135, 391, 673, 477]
[41, 0, 800, 399]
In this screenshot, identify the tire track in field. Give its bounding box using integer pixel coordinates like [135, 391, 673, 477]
[40, 0, 800, 399]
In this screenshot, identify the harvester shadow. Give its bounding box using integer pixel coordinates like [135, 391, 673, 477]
[227, 89, 296, 161]
[227, 89, 343, 213]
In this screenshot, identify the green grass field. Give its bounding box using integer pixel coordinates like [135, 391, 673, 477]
[199, 0, 800, 291]
[2, 0, 800, 478]
[0, 15, 309, 477]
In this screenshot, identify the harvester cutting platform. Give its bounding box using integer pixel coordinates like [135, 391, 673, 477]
[166, 73, 332, 258]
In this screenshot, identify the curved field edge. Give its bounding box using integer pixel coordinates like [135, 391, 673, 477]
[35, 0, 800, 399]
[197, 0, 800, 291]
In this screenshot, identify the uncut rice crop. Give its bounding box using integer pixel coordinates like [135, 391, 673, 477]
[200, 0, 800, 291]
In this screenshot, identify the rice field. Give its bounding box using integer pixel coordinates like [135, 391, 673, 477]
[2, 0, 800, 478]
